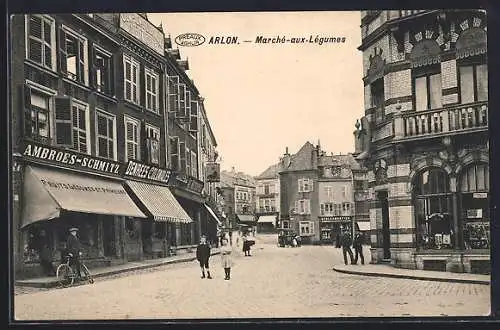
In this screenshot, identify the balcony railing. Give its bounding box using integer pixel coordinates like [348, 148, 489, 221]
[394, 102, 488, 141]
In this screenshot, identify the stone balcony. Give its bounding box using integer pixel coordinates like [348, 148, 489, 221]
[393, 101, 488, 142]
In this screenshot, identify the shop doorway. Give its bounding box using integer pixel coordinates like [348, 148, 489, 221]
[102, 217, 116, 257]
[379, 191, 391, 259]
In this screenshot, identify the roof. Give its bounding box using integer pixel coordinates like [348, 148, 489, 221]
[284, 142, 316, 172]
[220, 170, 257, 188]
[256, 163, 280, 179]
[318, 153, 362, 170]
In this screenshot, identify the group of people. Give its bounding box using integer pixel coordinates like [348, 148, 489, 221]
[336, 227, 365, 265]
[196, 231, 254, 280]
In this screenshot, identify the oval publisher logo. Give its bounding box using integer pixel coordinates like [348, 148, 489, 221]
[175, 33, 206, 47]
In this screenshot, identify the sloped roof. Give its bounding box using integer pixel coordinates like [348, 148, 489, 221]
[285, 141, 316, 172]
[220, 170, 256, 188]
[319, 153, 362, 170]
[256, 163, 280, 179]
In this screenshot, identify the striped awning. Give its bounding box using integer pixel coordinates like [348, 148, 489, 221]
[204, 204, 222, 226]
[125, 180, 193, 223]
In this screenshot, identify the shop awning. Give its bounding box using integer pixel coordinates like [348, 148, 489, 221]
[204, 204, 222, 226]
[257, 215, 276, 224]
[356, 222, 371, 231]
[126, 180, 193, 223]
[236, 214, 255, 223]
[21, 166, 147, 228]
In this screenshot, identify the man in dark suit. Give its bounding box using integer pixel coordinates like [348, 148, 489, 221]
[341, 230, 354, 265]
[353, 231, 365, 265]
[66, 227, 82, 278]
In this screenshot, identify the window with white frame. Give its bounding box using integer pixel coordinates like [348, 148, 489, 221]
[96, 111, 116, 160]
[124, 116, 140, 160]
[299, 221, 315, 236]
[145, 67, 159, 113]
[93, 46, 113, 95]
[26, 15, 55, 70]
[145, 124, 160, 165]
[53, 97, 90, 154]
[298, 178, 313, 192]
[24, 86, 53, 143]
[124, 54, 140, 104]
[325, 186, 333, 200]
[60, 26, 88, 84]
[320, 203, 334, 216]
[295, 199, 311, 215]
[342, 202, 352, 215]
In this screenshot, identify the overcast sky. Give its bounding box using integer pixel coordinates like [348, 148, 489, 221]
[148, 11, 364, 177]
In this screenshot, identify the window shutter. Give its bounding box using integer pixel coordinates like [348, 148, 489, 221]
[58, 27, 67, 74]
[179, 141, 186, 173]
[298, 179, 302, 192]
[54, 97, 72, 146]
[168, 76, 179, 114]
[309, 179, 314, 192]
[90, 46, 97, 89]
[23, 85, 33, 138]
[294, 201, 298, 214]
[126, 121, 136, 160]
[189, 99, 199, 132]
[78, 41, 85, 84]
[178, 84, 186, 117]
[108, 56, 115, 96]
[185, 90, 191, 120]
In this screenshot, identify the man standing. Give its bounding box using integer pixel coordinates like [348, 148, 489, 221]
[196, 235, 212, 279]
[353, 231, 365, 265]
[66, 227, 82, 278]
[37, 229, 55, 276]
[341, 229, 354, 265]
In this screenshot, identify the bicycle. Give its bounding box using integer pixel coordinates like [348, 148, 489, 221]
[56, 253, 94, 287]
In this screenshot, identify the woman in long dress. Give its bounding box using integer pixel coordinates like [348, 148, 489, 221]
[220, 238, 233, 280]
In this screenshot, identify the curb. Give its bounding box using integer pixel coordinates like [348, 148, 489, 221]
[332, 266, 490, 285]
[16, 251, 221, 289]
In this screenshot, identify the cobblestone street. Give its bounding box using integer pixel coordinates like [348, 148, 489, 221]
[14, 235, 490, 320]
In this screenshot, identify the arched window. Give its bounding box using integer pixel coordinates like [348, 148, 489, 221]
[413, 168, 453, 250]
[459, 163, 490, 250]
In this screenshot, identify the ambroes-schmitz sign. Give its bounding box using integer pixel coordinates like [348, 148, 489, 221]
[23, 142, 121, 176]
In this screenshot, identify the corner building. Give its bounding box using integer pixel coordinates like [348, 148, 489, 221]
[355, 10, 489, 273]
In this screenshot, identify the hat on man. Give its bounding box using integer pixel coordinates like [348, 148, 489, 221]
[69, 227, 79, 232]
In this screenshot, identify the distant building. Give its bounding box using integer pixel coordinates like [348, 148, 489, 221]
[279, 142, 367, 244]
[255, 163, 280, 232]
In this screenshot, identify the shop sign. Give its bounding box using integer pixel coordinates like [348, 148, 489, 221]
[319, 216, 352, 223]
[473, 192, 488, 199]
[23, 141, 121, 177]
[467, 209, 483, 218]
[120, 13, 164, 55]
[187, 177, 204, 194]
[124, 160, 171, 184]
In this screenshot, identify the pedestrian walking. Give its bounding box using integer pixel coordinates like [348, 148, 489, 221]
[341, 229, 354, 265]
[220, 238, 233, 280]
[242, 234, 250, 256]
[353, 231, 365, 265]
[196, 235, 212, 279]
[37, 229, 55, 276]
[228, 231, 233, 246]
[66, 227, 82, 278]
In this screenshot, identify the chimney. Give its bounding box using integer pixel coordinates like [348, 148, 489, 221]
[231, 166, 236, 173]
[285, 146, 289, 155]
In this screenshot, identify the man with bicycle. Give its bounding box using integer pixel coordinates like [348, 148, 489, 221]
[66, 227, 82, 279]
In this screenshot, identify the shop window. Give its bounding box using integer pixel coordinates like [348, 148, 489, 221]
[413, 65, 442, 111]
[460, 163, 490, 250]
[124, 54, 140, 104]
[26, 15, 55, 70]
[124, 116, 140, 161]
[24, 87, 52, 144]
[145, 67, 159, 113]
[92, 46, 113, 95]
[414, 168, 453, 250]
[299, 221, 314, 236]
[24, 225, 54, 263]
[459, 60, 488, 104]
[96, 110, 116, 160]
[59, 27, 88, 84]
[181, 223, 191, 245]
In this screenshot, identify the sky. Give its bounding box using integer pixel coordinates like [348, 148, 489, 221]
[147, 12, 364, 177]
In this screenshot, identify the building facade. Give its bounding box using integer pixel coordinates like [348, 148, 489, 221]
[279, 142, 365, 244]
[355, 10, 489, 273]
[255, 164, 280, 232]
[10, 13, 218, 278]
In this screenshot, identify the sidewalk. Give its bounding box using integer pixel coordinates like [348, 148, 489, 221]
[332, 263, 490, 285]
[15, 249, 220, 289]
